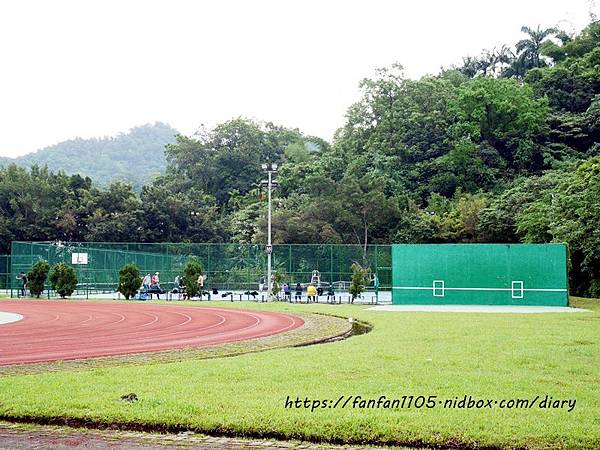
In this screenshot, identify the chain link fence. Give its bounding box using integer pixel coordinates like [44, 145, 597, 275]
[9, 242, 392, 301]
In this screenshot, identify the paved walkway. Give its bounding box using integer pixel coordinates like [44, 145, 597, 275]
[0, 422, 385, 450]
[368, 304, 589, 313]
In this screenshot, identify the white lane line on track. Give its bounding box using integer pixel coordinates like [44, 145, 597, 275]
[111, 312, 126, 325]
[80, 314, 94, 325]
[139, 313, 160, 327]
[195, 311, 261, 340]
[171, 311, 192, 326]
[162, 309, 303, 346]
[0, 306, 300, 357]
[276, 314, 303, 333]
[48, 313, 60, 323]
[134, 310, 228, 337]
[16, 310, 230, 348]
[219, 311, 303, 341]
[13, 311, 233, 353]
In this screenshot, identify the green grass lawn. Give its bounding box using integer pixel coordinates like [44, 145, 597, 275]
[0, 297, 599, 449]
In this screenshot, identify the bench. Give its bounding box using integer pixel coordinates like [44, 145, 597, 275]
[135, 286, 167, 300]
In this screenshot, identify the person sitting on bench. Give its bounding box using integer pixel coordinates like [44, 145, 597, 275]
[149, 272, 163, 299]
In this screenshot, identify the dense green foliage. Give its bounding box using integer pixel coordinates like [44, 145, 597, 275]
[0, 123, 177, 190]
[49, 262, 77, 298]
[1, 22, 600, 295]
[182, 257, 203, 298]
[27, 260, 50, 298]
[118, 264, 142, 300]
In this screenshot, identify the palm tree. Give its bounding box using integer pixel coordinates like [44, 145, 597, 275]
[516, 25, 557, 69]
[459, 56, 480, 78]
[502, 53, 528, 79]
[480, 49, 496, 76]
[494, 45, 515, 73]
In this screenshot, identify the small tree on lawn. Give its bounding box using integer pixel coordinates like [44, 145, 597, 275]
[182, 257, 203, 298]
[272, 271, 285, 300]
[28, 259, 50, 298]
[49, 262, 78, 298]
[349, 262, 370, 303]
[118, 263, 141, 300]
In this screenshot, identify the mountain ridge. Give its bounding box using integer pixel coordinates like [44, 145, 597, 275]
[0, 122, 178, 190]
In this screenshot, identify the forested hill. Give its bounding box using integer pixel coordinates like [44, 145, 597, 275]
[0, 122, 178, 189]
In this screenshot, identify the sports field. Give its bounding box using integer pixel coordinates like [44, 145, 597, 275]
[0, 297, 598, 449]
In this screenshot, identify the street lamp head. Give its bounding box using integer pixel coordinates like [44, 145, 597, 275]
[262, 162, 279, 172]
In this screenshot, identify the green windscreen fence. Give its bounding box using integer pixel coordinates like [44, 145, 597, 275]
[0, 255, 10, 289]
[392, 244, 569, 306]
[10, 242, 183, 295]
[10, 242, 392, 294]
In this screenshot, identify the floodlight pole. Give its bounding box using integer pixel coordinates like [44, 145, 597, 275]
[267, 169, 273, 298]
[262, 162, 278, 299]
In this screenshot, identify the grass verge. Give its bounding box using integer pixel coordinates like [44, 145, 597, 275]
[0, 298, 598, 449]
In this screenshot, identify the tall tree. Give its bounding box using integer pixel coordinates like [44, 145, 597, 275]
[516, 25, 557, 69]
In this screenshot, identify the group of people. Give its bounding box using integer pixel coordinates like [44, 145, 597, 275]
[261, 279, 330, 303]
[172, 273, 208, 299]
[141, 272, 161, 290]
[137, 270, 336, 303]
[137, 271, 212, 300]
[140, 272, 163, 298]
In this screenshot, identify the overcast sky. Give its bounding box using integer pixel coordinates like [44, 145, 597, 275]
[0, 0, 595, 157]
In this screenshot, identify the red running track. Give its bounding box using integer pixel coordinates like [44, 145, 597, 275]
[0, 300, 304, 365]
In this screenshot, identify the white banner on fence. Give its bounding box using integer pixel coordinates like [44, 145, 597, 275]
[71, 253, 88, 265]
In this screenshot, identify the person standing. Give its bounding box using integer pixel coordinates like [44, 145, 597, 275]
[151, 272, 162, 299]
[307, 284, 317, 303]
[259, 276, 265, 292]
[283, 283, 291, 302]
[16, 272, 28, 297]
[142, 273, 151, 291]
[294, 283, 302, 302]
[326, 285, 335, 303]
[197, 274, 204, 300]
[151, 272, 161, 289]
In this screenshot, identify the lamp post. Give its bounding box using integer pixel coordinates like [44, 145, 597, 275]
[261, 162, 278, 298]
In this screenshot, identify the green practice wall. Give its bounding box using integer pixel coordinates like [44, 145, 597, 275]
[392, 244, 568, 306]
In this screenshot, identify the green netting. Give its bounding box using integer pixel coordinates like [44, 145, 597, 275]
[10, 242, 184, 295]
[0, 255, 10, 289]
[10, 242, 392, 294]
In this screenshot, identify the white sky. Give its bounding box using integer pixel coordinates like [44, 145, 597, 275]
[0, 0, 594, 157]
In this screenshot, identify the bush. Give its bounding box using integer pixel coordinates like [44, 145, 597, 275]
[49, 262, 78, 298]
[118, 263, 142, 300]
[28, 259, 50, 298]
[182, 257, 203, 298]
[271, 271, 285, 300]
[349, 262, 370, 302]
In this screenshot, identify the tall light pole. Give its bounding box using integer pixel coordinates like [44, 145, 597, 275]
[261, 162, 278, 298]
